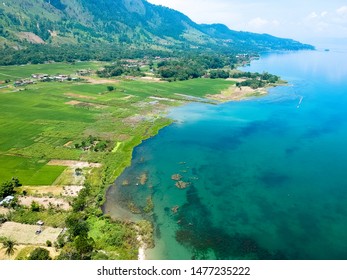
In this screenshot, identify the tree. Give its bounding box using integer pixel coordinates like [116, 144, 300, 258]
[209, 70, 230, 79]
[1, 238, 17, 257]
[0, 178, 21, 199]
[107, 86, 115, 91]
[28, 247, 51, 260]
[94, 141, 108, 152]
[0, 181, 14, 199]
[74, 235, 95, 259]
[65, 213, 89, 238]
[11, 177, 22, 187]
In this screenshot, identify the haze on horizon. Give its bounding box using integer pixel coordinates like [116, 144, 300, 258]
[147, 0, 347, 46]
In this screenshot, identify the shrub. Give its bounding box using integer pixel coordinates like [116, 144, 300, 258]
[30, 201, 41, 212]
[28, 247, 51, 260]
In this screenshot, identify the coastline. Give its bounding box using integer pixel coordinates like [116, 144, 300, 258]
[206, 84, 268, 101]
[0, 61, 286, 260]
[102, 80, 287, 261]
[206, 79, 287, 102]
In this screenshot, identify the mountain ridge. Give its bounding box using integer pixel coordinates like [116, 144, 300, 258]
[0, 0, 314, 63]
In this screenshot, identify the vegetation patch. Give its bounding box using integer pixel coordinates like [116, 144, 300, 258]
[9, 208, 68, 228]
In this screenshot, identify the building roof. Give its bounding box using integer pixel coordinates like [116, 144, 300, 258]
[0, 195, 14, 205]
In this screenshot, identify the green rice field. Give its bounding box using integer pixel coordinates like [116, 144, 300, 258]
[0, 61, 103, 80]
[0, 63, 233, 186]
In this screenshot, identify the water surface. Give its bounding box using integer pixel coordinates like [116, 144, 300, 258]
[104, 49, 347, 260]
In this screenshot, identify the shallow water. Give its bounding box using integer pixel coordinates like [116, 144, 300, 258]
[104, 48, 347, 259]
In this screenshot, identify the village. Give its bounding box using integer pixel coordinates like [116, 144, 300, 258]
[0, 159, 98, 260]
[12, 69, 93, 87]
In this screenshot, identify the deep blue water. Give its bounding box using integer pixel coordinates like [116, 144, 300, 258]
[104, 48, 347, 260]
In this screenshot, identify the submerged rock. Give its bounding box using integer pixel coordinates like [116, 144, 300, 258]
[171, 205, 179, 214]
[127, 202, 141, 214]
[122, 179, 130, 186]
[171, 174, 182, 181]
[139, 172, 148, 185]
[175, 180, 190, 189]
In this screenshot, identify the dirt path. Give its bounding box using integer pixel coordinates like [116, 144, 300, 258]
[18, 196, 71, 210]
[84, 77, 119, 84]
[65, 100, 107, 109]
[65, 92, 96, 100]
[17, 185, 83, 197]
[47, 160, 101, 168]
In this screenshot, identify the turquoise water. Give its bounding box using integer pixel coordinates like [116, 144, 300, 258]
[104, 48, 347, 260]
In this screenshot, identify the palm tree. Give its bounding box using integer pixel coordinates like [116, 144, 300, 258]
[2, 238, 17, 257]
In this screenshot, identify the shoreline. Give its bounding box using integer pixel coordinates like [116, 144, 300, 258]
[102, 80, 288, 261]
[0, 59, 288, 260]
[206, 81, 286, 102]
[206, 85, 268, 101]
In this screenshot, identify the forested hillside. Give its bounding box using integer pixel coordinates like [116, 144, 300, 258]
[0, 0, 314, 64]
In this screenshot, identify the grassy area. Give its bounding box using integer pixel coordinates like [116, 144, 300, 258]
[0, 65, 233, 185]
[119, 78, 234, 99]
[15, 246, 35, 260]
[0, 155, 65, 185]
[0, 61, 103, 80]
[87, 216, 138, 259]
[10, 208, 68, 228]
[15, 245, 60, 260]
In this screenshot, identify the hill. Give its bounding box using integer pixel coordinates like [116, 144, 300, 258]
[0, 0, 314, 64]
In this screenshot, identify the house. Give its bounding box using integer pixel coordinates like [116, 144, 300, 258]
[32, 74, 49, 80]
[14, 79, 34, 86]
[76, 69, 91, 76]
[54, 75, 69, 82]
[14, 80, 24, 87]
[0, 195, 14, 206]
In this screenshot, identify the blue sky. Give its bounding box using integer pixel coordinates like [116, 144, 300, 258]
[147, 0, 347, 45]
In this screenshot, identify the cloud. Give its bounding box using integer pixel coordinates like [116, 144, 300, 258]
[248, 17, 268, 28]
[248, 17, 280, 30]
[336, 6, 347, 15]
[302, 6, 347, 38]
[307, 12, 318, 19]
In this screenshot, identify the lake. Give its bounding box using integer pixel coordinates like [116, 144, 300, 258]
[104, 47, 347, 259]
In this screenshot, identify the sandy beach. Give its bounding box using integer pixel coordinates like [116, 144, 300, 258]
[207, 84, 268, 101]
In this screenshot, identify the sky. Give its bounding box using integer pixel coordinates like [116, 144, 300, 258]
[147, 0, 347, 45]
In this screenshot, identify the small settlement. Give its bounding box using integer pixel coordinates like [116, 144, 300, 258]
[13, 69, 93, 87]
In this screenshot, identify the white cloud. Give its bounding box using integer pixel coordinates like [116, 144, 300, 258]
[272, 20, 280, 26]
[336, 6, 347, 15]
[307, 12, 318, 20]
[302, 5, 347, 39]
[248, 17, 268, 28]
[248, 17, 280, 31]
